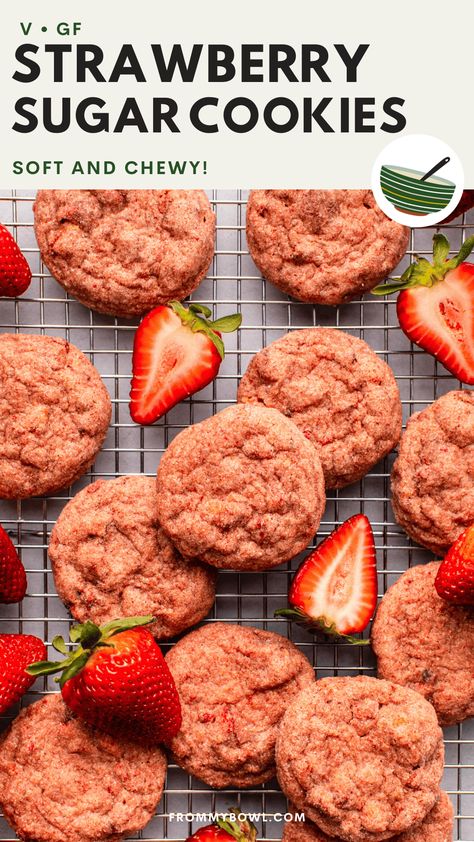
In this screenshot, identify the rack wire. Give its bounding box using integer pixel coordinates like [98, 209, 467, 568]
[0, 189, 473, 842]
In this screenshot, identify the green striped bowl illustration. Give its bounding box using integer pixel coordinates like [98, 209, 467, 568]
[380, 165, 455, 216]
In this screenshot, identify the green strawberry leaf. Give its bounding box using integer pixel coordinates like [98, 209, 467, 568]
[79, 622, 101, 649]
[450, 234, 474, 268]
[217, 809, 258, 842]
[168, 300, 189, 321]
[188, 303, 212, 318]
[211, 313, 243, 333]
[372, 234, 474, 297]
[69, 624, 84, 643]
[205, 330, 226, 360]
[28, 615, 156, 686]
[100, 615, 154, 637]
[372, 281, 414, 296]
[372, 262, 418, 295]
[58, 651, 90, 688]
[52, 635, 68, 655]
[168, 300, 241, 361]
[26, 660, 65, 676]
[432, 234, 450, 266]
[274, 607, 370, 645]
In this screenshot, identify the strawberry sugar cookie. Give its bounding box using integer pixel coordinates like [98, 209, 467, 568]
[372, 561, 474, 726]
[50, 476, 216, 640]
[238, 328, 402, 488]
[0, 334, 111, 499]
[276, 676, 444, 842]
[156, 404, 325, 571]
[34, 189, 215, 317]
[0, 695, 167, 842]
[165, 622, 315, 787]
[391, 391, 474, 554]
[283, 791, 454, 842]
[246, 190, 409, 305]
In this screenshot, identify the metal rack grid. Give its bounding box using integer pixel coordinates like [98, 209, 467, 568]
[0, 189, 473, 842]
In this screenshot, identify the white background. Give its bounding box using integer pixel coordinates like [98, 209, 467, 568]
[0, 0, 472, 187]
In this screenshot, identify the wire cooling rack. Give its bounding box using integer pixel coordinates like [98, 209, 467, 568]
[0, 190, 472, 842]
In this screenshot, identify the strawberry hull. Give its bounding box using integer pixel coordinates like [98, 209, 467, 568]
[374, 234, 474, 385]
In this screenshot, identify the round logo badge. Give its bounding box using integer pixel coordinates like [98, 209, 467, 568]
[371, 134, 464, 228]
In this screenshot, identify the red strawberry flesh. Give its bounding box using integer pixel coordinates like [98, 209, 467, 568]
[130, 306, 221, 424]
[187, 813, 257, 842]
[188, 827, 236, 842]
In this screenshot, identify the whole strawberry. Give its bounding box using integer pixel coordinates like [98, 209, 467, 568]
[28, 616, 182, 744]
[435, 525, 474, 604]
[0, 223, 32, 297]
[0, 524, 27, 603]
[187, 811, 257, 842]
[0, 634, 46, 714]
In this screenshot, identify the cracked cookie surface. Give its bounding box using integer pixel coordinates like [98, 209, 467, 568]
[34, 190, 215, 317]
[50, 476, 216, 639]
[246, 190, 409, 305]
[165, 622, 315, 788]
[238, 328, 401, 488]
[156, 403, 325, 570]
[372, 561, 474, 727]
[276, 676, 444, 842]
[391, 391, 474, 553]
[0, 695, 167, 842]
[0, 334, 111, 499]
[283, 791, 454, 842]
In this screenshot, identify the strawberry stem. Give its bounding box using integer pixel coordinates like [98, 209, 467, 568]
[372, 234, 474, 295]
[168, 301, 242, 361]
[188, 303, 212, 318]
[274, 607, 370, 645]
[216, 810, 258, 842]
[26, 615, 155, 687]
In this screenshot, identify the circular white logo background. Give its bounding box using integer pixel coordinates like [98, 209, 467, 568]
[371, 134, 464, 228]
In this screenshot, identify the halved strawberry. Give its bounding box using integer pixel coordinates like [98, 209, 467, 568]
[435, 525, 474, 605]
[275, 514, 377, 643]
[373, 234, 474, 384]
[130, 301, 242, 424]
